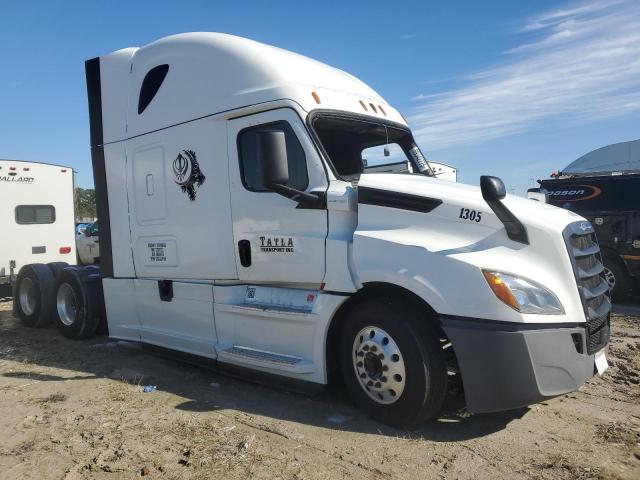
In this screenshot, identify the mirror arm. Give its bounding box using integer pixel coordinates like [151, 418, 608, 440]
[484, 197, 529, 244]
[271, 184, 326, 208]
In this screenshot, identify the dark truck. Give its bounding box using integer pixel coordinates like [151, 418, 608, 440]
[537, 139, 640, 299]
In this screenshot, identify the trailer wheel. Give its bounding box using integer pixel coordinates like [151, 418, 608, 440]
[603, 255, 631, 300]
[340, 298, 447, 428]
[53, 267, 101, 340]
[47, 262, 70, 279]
[13, 264, 55, 328]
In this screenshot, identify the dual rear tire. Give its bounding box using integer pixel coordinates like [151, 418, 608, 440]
[14, 264, 56, 328]
[54, 267, 102, 339]
[13, 263, 102, 339]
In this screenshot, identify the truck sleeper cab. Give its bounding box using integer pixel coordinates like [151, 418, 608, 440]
[14, 33, 610, 427]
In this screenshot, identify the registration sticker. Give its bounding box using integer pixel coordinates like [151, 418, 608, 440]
[595, 349, 609, 375]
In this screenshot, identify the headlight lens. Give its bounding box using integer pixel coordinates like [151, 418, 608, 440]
[482, 270, 564, 314]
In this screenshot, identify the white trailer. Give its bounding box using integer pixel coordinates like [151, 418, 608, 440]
[429, 161, 458, 182]
[15, 33, 610, 427]
[0, 159, 76, 298]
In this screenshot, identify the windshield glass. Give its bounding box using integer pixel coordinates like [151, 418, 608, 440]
[310, 113, 433, 179]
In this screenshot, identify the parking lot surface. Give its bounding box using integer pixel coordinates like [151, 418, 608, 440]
[1, 300, 639, 479]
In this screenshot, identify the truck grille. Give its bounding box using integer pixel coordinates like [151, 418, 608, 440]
[563, 222, 611, 355]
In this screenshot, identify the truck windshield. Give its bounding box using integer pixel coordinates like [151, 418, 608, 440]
[310, 113, 433, 179]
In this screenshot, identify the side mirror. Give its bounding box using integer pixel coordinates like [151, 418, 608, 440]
[480, 176, 506, 201]
[255, 129, 324, 209]
[85, 229, 92, 237]
[257, 130, 289, 189]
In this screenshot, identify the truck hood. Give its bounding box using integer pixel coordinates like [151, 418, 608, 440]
[352, 173, 588, 323]
[358, 173, 583, 234]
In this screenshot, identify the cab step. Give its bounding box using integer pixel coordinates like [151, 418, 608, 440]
[217, 344, 314, 373]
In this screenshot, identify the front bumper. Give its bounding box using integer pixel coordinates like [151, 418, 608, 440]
[441, 315, 607, 413]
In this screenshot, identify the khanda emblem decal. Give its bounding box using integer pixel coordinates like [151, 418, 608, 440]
[173, 150, 205, 201]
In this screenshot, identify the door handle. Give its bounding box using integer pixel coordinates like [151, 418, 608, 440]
[158, 280, 173, 302]
[238, 239, 251, 267]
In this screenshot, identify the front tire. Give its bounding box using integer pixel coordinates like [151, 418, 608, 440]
[340, 298, 447, 428]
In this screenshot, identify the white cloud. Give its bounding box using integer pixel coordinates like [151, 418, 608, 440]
[408, 0, 640, 151]
[399, 33, 418, 40]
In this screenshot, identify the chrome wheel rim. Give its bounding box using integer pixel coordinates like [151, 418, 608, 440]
[19, 277, 37, 316]
[56, 283, 77, 326]
[604, 267, 616, 291]
[352, 326, 406, 405]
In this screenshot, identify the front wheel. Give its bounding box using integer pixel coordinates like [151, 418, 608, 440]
[340, 298, 447, 428]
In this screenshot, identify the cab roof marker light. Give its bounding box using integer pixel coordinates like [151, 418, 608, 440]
[378, 105, 387, 115]
[311, 91, 321, 104]
[369, 103, 378, 113]
[23, 167, 30, 171]
[359, 100, 368, 111]
[10, 167, 16, 171]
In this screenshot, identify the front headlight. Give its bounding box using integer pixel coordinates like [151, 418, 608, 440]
[482, 270, 564, 314]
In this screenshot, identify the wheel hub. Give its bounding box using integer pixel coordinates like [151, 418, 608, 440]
[604, 267, 616, 291]
[364, 352, 383, 379]
[19, 277, 37, 316]
[56, 283, 78, 326]
[353, 326, 406, 405]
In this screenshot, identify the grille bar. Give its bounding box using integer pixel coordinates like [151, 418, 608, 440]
[563, 221, 611, 355]
[588, 296, 611, 320]
[572, 243, 600, 257]
[581, 278, 609, 300]
[577, 262, 604, 280]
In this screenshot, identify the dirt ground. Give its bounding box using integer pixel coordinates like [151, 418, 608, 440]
[0, 300, 638, 480]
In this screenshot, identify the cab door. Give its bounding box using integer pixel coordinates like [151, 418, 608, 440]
[227, 108, 328, 284]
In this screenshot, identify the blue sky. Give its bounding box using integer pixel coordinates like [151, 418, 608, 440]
[1, 0, 638, 193]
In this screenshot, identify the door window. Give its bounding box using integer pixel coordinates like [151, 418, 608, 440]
[238, 121, 308, 192]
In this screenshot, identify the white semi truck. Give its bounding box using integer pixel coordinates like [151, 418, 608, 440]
[1, 159, 76, 299]
[13, 33, 610, 427]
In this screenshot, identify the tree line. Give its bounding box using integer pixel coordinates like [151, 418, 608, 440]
[75, 187, 96, 220]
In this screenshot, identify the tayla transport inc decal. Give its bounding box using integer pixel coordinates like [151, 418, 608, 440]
[259, 236, 295, 253]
